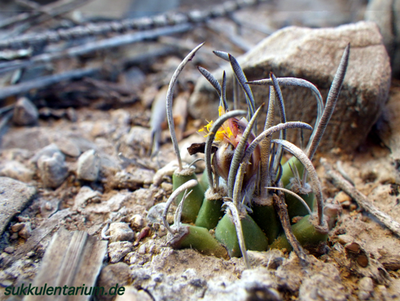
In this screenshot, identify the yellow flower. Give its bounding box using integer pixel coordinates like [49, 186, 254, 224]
[198, 106, 260, 184]
[199, 106, 237, 146]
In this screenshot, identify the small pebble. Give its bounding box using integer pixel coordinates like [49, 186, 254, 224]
[19, 222, 32, 239]
[54, 137, 81, 157]
[349, 204, 357, 211]
[158, 225, 167, 238]
[268, 257, 284, 270]
[73, 186, 101, 210]
[77, 149, 100, 182]
[109, 222, 134, 242]
[337, 234, 354, 245]
[108, 241, 133, 263]
[138, 244, 146, 255]
[147, 242, 156, 254]
[0, 161, 34, 183]
[161, 182, 173, 193]
[66, 107, 77, 122]
[11, 223, 24, 233]
[335, 191, 352, 203]
[357, 254, 369, 267]
[129, 254, 139, 265]
[153, 273, 163, 283]
[17, 216, 30, 222]
[12, 97, 38, 126]
[37, 152, 68, 188]
[26, 251, 35, 257]
[4, 247, 15, 254]
[44, 201, 53, 211]
[130, 214, 144, 231]
[30, 143, 64, 164]
[358, 277, 374, 300]
[0, 279, 14, 287]
[99, 154, 121, 179]
[341, 200, 351, 207]
[147, 203, 165, 224]
[345, 242, 361, 253]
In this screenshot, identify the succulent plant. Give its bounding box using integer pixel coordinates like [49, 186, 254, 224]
[156, 42, 350, 268]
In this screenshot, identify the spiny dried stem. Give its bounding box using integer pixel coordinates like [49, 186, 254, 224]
[162, 179, 198, 234]
[246, 77, 324, 123]
[225, 201, 250, 269]
[227, 105, 264, 198]
[245, 122, 313, 164]
[198, 66, 222, 98]
[212, 50, 230, 61]
[266, 187, 312, 215]
[259, 86, 276, 196]
[232, 163, 246, 208]
[234, 122, 313, 196]
[221, 71, 228, 111]
[272, 139, 325, 226]
[306, 44, 350, 160]
[228, 54, 256, 119]
[270, 73, 287, 177]
[166, 42, 204, 171]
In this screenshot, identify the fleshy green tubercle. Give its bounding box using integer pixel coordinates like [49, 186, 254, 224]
[215, 213, 269, 257]
[172, 169, 205, 223]
[270, 215, 328, 250]
[172, 224, 229, 259]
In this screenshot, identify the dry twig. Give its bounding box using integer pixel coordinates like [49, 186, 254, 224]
[321, 158, 400, 237]
[0, 0, 91, 31]
[0, 24, 192, 74]
[0, 67, 98, 100]
[0, 0, 267, 51]
[273, 193, 307, 264]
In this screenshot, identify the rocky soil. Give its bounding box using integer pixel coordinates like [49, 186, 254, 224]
[0, 0, 400, 300]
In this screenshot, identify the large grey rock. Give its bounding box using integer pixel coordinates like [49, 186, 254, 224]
[0, 177, 36, 236]
[365, 0, 400, 77]
[189, 21, 391, 154]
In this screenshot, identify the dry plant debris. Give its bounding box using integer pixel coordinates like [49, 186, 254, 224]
[0, 1, 399, 301]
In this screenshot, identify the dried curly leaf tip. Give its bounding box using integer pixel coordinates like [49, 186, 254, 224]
[162, 179, 198, 234]
[166, 42, 204, 171]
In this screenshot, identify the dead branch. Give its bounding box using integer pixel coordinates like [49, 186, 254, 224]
[321, 158, 400, 237]
[0, 0, 91, 30]
[273, 193, 307, 264]
[0, 67, 98, 100]
[0, 0, 267, 51]
[2, 209, 72, 267]
[0, 23, 192, 74]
